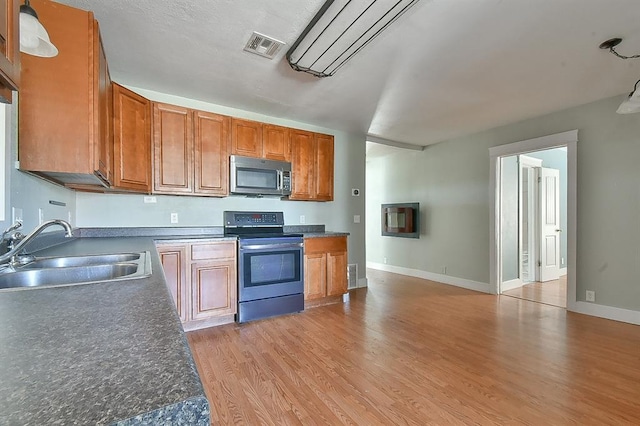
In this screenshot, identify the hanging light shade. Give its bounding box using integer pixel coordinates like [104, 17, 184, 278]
[19, 0, 58, 58]
[616, 79, 640, 114]
[287, 0, 420, 78]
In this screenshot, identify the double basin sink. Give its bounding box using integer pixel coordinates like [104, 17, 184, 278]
[0, 252, 152, 291]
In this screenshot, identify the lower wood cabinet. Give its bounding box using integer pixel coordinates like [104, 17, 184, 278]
[303, 236, 347, 301]
[156, 239, 237, 331]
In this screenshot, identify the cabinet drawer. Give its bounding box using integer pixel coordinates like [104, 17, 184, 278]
[304, 236, 347, 254]
[191, 241, 236, 261]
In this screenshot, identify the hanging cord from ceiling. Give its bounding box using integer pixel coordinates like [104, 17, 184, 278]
[599, 38, 640, 59]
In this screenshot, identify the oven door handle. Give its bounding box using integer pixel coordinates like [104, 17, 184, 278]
[240, 243, 304, 250]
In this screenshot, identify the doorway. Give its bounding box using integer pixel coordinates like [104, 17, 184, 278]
[499, 152, 566, 307]
[489, 130, 578, 311]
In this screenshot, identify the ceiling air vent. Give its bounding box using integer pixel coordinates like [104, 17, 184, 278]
[243, 32, 285, 59]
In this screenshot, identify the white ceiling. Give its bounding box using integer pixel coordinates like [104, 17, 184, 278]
[56, 0, 640, 147]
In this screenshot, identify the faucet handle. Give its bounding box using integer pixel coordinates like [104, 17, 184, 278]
[1, 221, 23, 241]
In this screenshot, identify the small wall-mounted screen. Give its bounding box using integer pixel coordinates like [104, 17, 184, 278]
[381, 203, 419, 238]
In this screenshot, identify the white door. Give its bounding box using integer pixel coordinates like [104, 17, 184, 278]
[538, 167, 561, 282]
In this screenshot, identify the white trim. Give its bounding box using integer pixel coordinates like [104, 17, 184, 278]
[367, 262, 491, 293]
[517, 155, 543, 284]
[501, 278, 523, 291]
[366, 135, 425, 151]
[489, 130, 578, 157]
[490, 130, 578, 312]
[559, 267, 567, 277]
[572, 302, 640, 326]
[357, 277, 368, 288]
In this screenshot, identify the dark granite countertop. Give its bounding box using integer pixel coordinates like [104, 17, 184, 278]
[0, 237, 209, 425]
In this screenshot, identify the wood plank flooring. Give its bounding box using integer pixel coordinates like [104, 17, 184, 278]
[502, 275, 567, 307]
[187, 269, 640, 425]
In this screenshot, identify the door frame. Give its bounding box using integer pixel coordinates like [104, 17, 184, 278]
[489, 130, 577, 311]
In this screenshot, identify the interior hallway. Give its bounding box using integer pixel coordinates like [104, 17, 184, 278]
[187, 269, 639, 424]
[503, 275, 567, 308]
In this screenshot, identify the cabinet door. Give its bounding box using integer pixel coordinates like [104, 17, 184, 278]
[304, 252, 326, 300]
[194, 111, 229, 196]
[191, 260, 237, 320]
[231, 118, 262, 158]
[314, 133, 334, 201]
[19, 0, 95, 174]
[157, 244, 188, 322]
[112, 83, 151, 192]
[327, 251, 347, 296]
[289, 129, 315, 200]
[263, 124, 290, 161]
[153, 103, 193, 194]
[95, 24, 112, 184]
[0, 0, 19, 103]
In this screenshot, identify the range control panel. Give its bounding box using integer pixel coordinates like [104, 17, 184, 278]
[224, 211, 284, 227]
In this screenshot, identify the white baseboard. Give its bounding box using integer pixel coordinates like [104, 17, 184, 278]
[357, 277, 368, 288]
[501, 278, 523, 291]
[367, 262, 491, 293]
[560, 267, 567, 277]
[569, 301, 640, 326]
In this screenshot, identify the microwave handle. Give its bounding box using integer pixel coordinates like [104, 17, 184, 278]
[277, 170, 283, 190]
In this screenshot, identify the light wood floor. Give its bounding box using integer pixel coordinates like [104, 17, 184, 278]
[187, 269, 640, 425]
[502, 275, 567, 308]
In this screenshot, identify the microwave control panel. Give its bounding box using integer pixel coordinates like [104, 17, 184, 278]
[282, 172, 291, 191]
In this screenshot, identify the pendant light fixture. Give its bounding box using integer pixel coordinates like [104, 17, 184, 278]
[19, 0, 58, 58]
[599, 38, 640, 114]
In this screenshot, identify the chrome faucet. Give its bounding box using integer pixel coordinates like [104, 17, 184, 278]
[0, 219, 74, 266]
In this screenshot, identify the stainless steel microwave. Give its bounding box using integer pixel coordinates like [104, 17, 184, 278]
[230, 155, 292, 196]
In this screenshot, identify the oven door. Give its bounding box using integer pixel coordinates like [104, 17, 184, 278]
[238, 237, 304, 302]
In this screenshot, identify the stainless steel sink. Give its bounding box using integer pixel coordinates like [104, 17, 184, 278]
[20, 253, 141, 269]
[0, 251, 152, 291]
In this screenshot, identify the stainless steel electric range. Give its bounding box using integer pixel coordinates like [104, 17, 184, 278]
[223, 211, 304, 323]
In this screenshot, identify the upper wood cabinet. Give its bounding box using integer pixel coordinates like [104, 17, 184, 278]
[153, 102, 229, 197]
[19, 0, 112, 188]
[289, 130, 334, 201]
[231, 119, 291, 161]
[0, 0, 19, 103]
[112, 83, 151, 192]
[231, 118, 262, 158]
[263, 124, 290, 162]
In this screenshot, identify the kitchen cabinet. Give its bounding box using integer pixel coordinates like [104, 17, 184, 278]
[263, 124, 290, 161]
[112, 83, 151, 192]
[156, 239, 237, 331]
[0, 0, 19, 104]
[152, 102, 229, 197]
[231, 119, 291, 161]
[289, 130, 334, 201]
[19, 0, 112, 188]
[303, 236, 347, 301]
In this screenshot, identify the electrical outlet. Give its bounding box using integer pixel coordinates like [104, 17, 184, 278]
[144, 196, 157, 204]
[299, 215, 305, 224]
[442, 266, 447, 275]
[38, 208, 44, 225]
[67, 211, 72, 224]
[561, 257, 565, 265]
[353, 215, 361, 224]
[586, 290, 596, 302]
[383, 257, 387, 264]
[170, 213, 179, 224]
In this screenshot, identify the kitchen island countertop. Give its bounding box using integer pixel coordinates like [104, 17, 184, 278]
[0, 237, 209, 425]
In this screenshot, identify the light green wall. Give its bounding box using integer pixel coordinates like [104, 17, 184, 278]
[367, 94, 640, 311]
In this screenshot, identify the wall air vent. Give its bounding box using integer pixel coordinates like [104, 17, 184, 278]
[243, 32, 285, 59]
